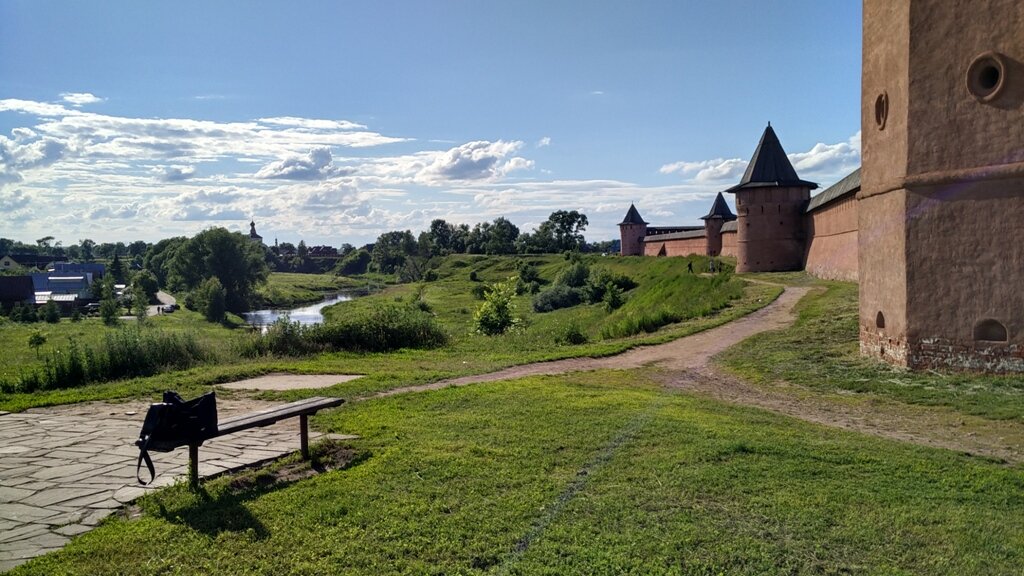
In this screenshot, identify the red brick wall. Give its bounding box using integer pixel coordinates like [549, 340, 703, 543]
[803, 196, 859, 281]
[720, 231, 738, 258]
[643, 236, 708, 257]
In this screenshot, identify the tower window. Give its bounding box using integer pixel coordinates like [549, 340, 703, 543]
[967, 52, 1007, 102]
[974, 319, 1008, 342]
[874, 92, 888, 130]
[875, 311, 885, 329]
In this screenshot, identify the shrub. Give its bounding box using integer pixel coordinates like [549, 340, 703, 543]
[42, 300, 61, 323]
[556, 261, 590, 288]
[532, 284, 581, 313]
[70, 308, 82, 323]
[471, 284, 490, 300]
[515, 260, 542, 284]
[474, 277, 520, 335]
[100, 297, 120, 326]
[195, 277, 227, 322]
[335, 249, 371, 276]
[603, 282, 624, 311]
[556, 322, 588, 345]
[423, 269, 439, 282]
[469, 270, 478, 282]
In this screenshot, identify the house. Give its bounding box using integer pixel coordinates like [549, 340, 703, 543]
[0, 276, 34, 308]
[0, 254, 59, 271]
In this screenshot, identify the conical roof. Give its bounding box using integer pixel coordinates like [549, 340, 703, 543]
[726, 124, 818, 193]
[700, 192, 737, 221]
[618, 203, 648, 226]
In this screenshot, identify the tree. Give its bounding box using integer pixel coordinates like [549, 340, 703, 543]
[132, 284, 149, 322]
[143, 236, 188, 287]
[28, 331, 46, 358]
[99, 275, 120, 326]
[297, 240, 309, 258]
[474, 276, 520, 335]
[110, 252, 126, 284]
[42, 300, 60, 323]
[167, 228, 269, 313]
[485, 217, 520, 255]
[128, 240, 149, 257]
[36, 236, 55, 254]
[336, 249, 371, 276]
[520, 211, 589, 253]
[370, 230, 417, 274]
[79, 239, 95, 261]
[195, 276, 227, 322]
[132, 269, 159, 302]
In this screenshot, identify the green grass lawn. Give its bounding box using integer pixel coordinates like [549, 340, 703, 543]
[0, 255, 780, 412]
[15, 370, 1024, 575]
[718, 281, 1024, 422]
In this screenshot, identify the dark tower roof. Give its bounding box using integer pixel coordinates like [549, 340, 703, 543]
[700, 192, 737, 221]
[249, 220, 263, 240]
[726, 124, 818, 193]
[618, 203, 648, 226]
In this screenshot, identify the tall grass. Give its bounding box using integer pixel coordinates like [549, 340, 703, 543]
[600, 270, 743, 339]
[8, 327, 212, 393]
[238, 302, 448, 357]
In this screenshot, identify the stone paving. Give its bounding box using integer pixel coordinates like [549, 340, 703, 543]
[0, 398, 348, 572]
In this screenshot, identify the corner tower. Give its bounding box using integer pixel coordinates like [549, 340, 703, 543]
[726, 124, 817, 272]
[700, 192, 737, 257]
[618, 204, 648, 256]
[860, 0, 1024, 372]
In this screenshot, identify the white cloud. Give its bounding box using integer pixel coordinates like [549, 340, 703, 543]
[60, 92, 105, 107]
[536, 136, 551, 148]
[257, 117, 367, 131]
[416, 140, 533, 184]
[659, 158, 747, 182]
[156, 165, 196, 182]
[255, 147, 353, 180]
[0, 189, 30, 211]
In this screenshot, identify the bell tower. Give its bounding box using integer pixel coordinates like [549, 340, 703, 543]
[860, 0, 1024, 371]
[618, 204, 648, 256]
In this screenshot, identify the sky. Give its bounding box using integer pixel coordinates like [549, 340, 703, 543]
[0, 1, 862, 248]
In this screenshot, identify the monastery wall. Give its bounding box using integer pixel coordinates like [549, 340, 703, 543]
[720, 231, 738, 258]
[803, 196, 859, 281]
[643, 236, 708, 258]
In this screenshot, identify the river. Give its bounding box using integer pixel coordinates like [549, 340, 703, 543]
[243, 293, 353, 329]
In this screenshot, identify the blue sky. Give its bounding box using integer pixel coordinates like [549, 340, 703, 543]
[0, 1, 862, 247]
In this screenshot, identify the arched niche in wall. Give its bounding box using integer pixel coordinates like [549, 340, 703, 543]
[973, 318, 1008, 342]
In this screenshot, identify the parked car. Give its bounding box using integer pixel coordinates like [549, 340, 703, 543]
[161, 304, 177, 313]
[83, 302, 101, 314]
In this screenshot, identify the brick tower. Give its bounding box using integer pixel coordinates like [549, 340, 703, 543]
[860, 0, 1024, 371]
[700, 192, 736, 257]
[726, 124, 818, 273]
[618, 204, 648, 256]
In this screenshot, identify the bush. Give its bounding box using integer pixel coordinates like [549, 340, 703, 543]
[516, 260, 542, 284]
[555, 322, 588, 345]
[555, 261, 589, 288]
[423, 270, 438, 282]
[14, 328, 211, 392]
[474, 277, 520, 335]
[42, 300, 61, 323]
[70, 307, 83, 322]
[471, 284, 490, 300]
[100, 297, 120, 326]
[469, 270, 478, 282]
[238, 303, 448, 357]
[195, 277, 227, 322]
[532, 284, 581, 313]
[603, 282, 624, 311]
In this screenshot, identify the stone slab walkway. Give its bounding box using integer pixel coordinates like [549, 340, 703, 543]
[0, 398, 348, 572]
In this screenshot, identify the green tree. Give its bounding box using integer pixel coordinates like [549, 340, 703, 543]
[167, 228, 269, 313]
[519, 210, 589, 253]
[336, 249, 371, 275]
[370, 230, 417, 274]
[474, 276, 520, 335]
[99, 275, 120, 326]
[110, 252, 126, 284]
[143, 236, 188, 287]
[79, 238, 95, 261]
[195, 276, 227, 322]
[42, 300, 61, 323]
[28, 331, 46, 358]
[131, 269, 159, 302]
[70, 307, 82, 322]
[132, 284, 149, 322]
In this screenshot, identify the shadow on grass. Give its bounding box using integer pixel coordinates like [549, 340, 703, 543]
[144, 442, 369, 540]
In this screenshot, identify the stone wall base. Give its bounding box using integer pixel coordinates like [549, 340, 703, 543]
[861, 328, 1024, 373]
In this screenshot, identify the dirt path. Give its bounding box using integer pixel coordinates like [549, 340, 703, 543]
[367, 285, 1024, 465]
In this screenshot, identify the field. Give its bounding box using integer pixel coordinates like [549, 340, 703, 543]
[0, 255, 778, 412]
[14, 371, 1024, 575]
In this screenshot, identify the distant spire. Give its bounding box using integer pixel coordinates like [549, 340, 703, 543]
[700, 192, 737, 221]
[618, 203, 648, 226]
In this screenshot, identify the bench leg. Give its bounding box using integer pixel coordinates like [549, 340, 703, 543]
[300, 414, 310, 460]
[188, 444, 199, 490]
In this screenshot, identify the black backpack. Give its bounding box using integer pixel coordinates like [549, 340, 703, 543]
[135, 391, 218, 485]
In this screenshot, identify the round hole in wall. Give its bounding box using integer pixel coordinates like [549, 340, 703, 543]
[874, 92, 888, 130]
[966, 51, 1008, 102]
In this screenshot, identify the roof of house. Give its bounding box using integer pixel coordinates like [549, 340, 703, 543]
[618, 204, 648, 225]
[700, 192, 737, 221]
[643, 229, 707, 242]
[36, 293, 78, 303]
[805, 168, 861, 213]
[646, 226, 703, 235]
[0, 276, 34, 301]
[726, 124, 818, 193]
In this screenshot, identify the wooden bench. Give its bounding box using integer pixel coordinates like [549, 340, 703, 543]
[186, 396, 345, 488]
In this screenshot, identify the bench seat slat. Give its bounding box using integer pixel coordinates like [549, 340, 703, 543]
[215, 396, 344, 437]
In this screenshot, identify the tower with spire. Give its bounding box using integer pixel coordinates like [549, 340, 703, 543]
[726, 123, 817, 272]
[617, 204, 648, 256]
[700, 192, 737, 257]
[248, 219, 264, 245]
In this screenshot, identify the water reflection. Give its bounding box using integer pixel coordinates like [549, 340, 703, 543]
[243, 293, 352, 330]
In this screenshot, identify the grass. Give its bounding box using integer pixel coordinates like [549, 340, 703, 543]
[0, 255, 778, 412]
[718, 281, 1024, 422]
[15, 370, 1024, 575]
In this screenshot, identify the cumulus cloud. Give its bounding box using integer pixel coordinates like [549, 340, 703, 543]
[0, 189, 30, 211]
[536, 136, 551, 148]
[60, 92, 105, 106]
[85, 202, 142, 219]
[659, 158, 748, 182]
[0, 135, 68, 185]
[255, 147, 353, 180]
[417, 140, 533, 184]
[170, 205, 248, 221]
[156, 165, 196, 182]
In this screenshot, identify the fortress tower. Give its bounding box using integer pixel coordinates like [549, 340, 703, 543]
[860, 0, 1024, 371]
[700, 192, 736, 257]
[726, 124, 817, 273]
[618, 204, 648, 256]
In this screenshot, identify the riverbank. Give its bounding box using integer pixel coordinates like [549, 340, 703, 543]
[255, 272, 366, 309]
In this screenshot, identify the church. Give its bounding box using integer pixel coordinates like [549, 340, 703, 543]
[621, 0, 1024, 374]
